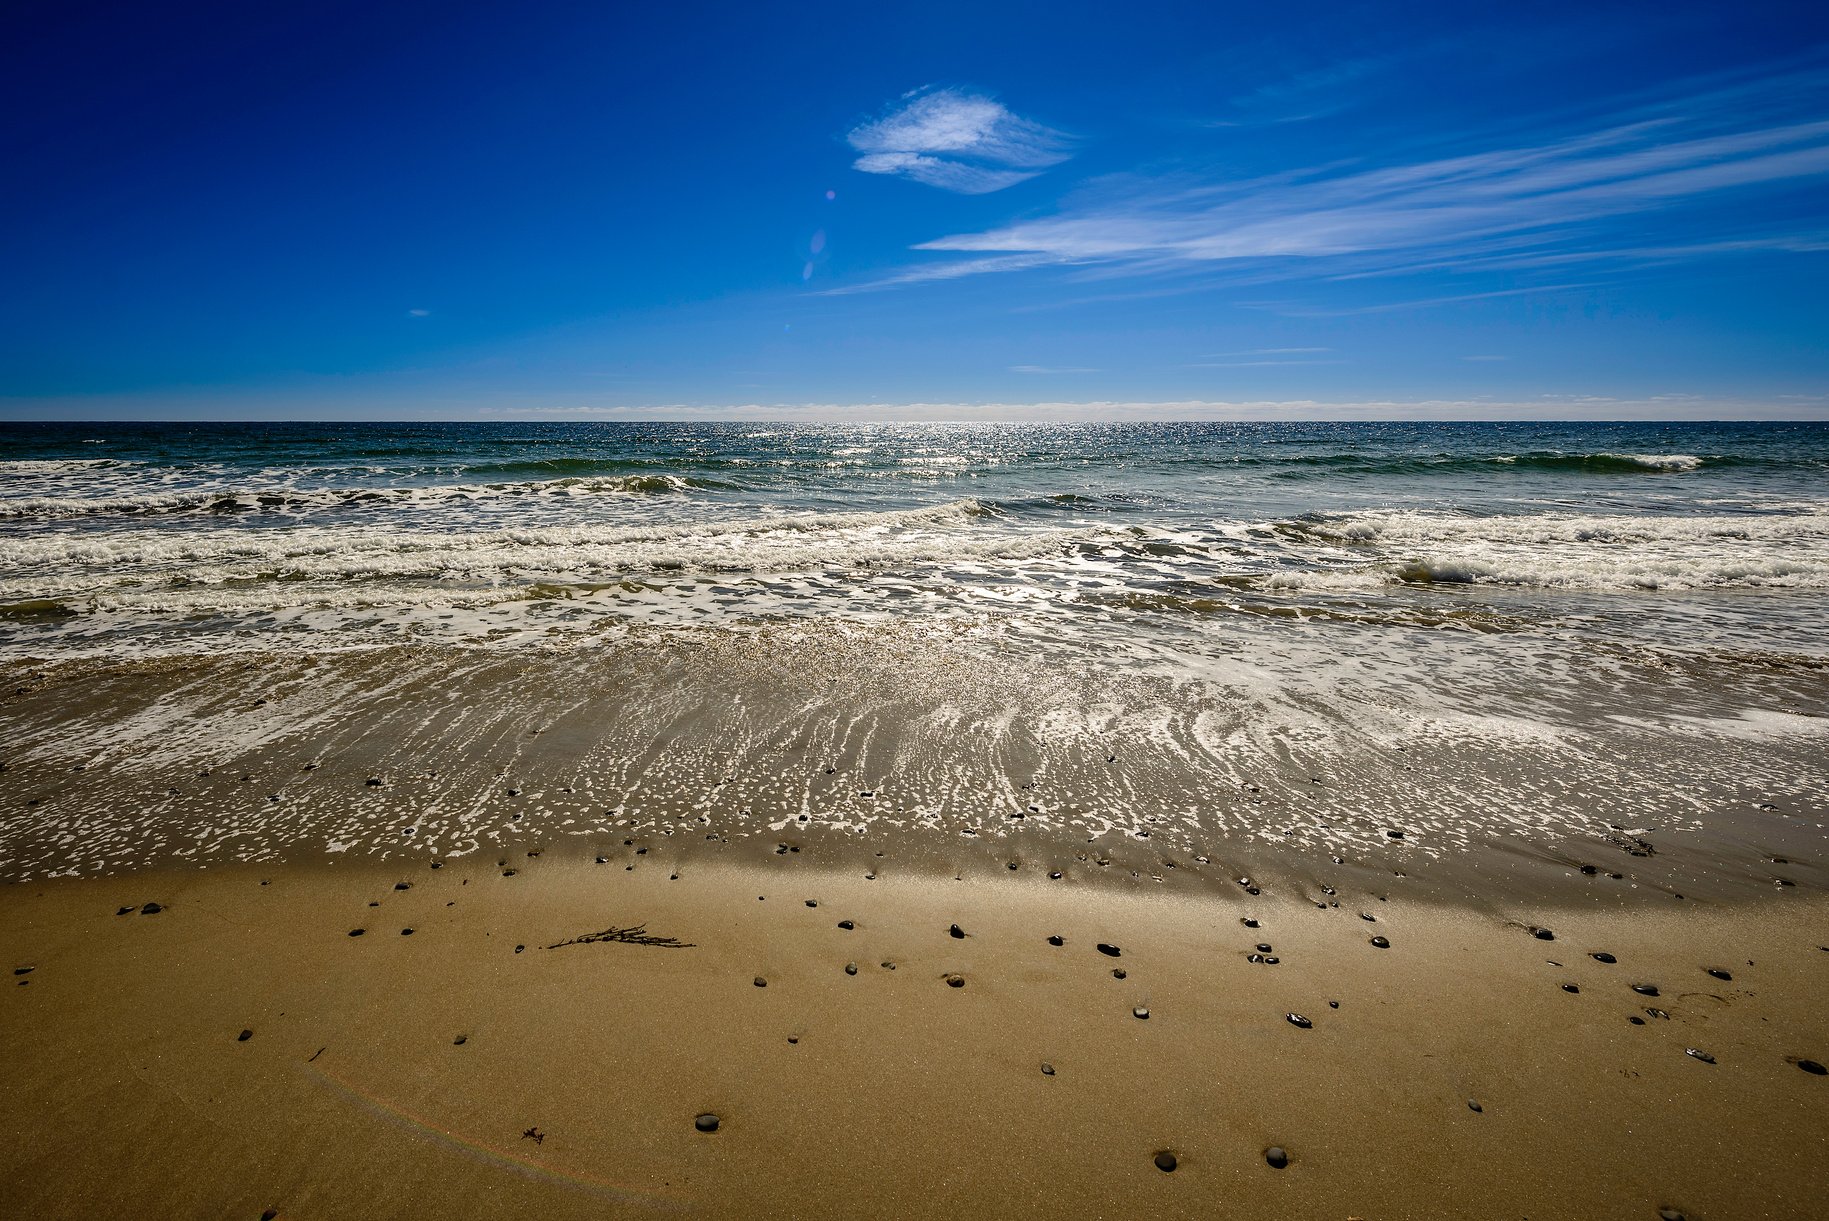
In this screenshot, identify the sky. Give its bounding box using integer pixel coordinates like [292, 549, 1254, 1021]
[3, 0, 1828, 421]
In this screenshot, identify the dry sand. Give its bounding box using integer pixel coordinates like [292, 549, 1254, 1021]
[3, 855, 1826, 1220]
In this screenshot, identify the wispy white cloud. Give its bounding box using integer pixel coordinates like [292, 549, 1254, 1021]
[847, 86, 1072, 194]
[843, 72, 1829, 288]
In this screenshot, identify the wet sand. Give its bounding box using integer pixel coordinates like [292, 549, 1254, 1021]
[3, 857, 1826, 1219]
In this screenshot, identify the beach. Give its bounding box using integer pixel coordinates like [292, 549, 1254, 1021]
[2, 420, 1827, 1217]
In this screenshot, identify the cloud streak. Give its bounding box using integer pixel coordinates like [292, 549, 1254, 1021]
[844, 73, 1829, 288]
[847, 86, 1072, 194]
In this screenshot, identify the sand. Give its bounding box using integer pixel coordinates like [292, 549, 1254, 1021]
[2, 639, 1827, 1218]
[3, 855, 1826, 1220]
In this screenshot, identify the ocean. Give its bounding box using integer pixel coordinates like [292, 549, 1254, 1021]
[2, 419, 1825, 888]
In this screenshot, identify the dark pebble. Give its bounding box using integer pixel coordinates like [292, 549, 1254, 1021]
[394, 882, 411, 891]
[348, 929, 365, 937]
[454, 1036, 467, 1045]
[1097, 943, 1121, 957]
[1132, 1007, 1149, 1019]
[1385, 829, 1404, 839]
[1049, 871, 1062, 880]
[1285, 1012, 1311, 1028]
[806, 900, 818, 908]
[1658, 1210, 1686, 1221]
[262, 1210, 278, 1220]
[1041, 1062, 1055, 1076]
[1467, 1100, 1482, 1113]
[694, 1113, 720, 1133]
[1685, 1048, 1715, 1064]
[12, 966, 33, 976]
[754, 977, 767, 987]
[141, 903, 162, 915]
[949, 924, 966, 939]
[1370, 936, 1390, 949]
[1265, 1146, 1289, 1169]
[844, 962, 857, 975]
[1562, 984, 1579, 993]
[1255, 943, 1272, 953]
[1530, 926, 1554, 941]
[1591, 952, 1617, 964]
[116, 906, 134, 916]
[1629, 1016, 1646, 1025]
[1241, 918, 1259, 928]
[1153, 1151, 1177, 1173]
[237, 1029, 252, 1042]
[1632, 984, 1660, 997]
[1047, 935, 1064, 946]
[1705, 968, 1732, 981]
[837, 920, 854, 930]
[946, 974, 966, 988]
[401, 928, 414, 936]
[1797, 1059, 1826, 1075]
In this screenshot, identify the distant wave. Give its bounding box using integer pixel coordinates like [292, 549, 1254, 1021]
[0, 472, 730, 520]
[1249, 450, 1722, 478]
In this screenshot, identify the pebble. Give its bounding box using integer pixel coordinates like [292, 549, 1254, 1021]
[1591, 952, 1617, 964]
[837, 920, 854, 930]
[1370, 936, 1390, 949]
[1797, 1059, 1826, 1075]
[1265, 1146, 1289, 1169]
[400, 928, 414, 936]
[1705, 968, 1732, 981]
[806, 900, 818, 908]
[1097, 943, 1121, 957]
[1530, 926, 1554, 941]
[1240, 918, 1259, 928]
[949, 924, 967, 939]
[1467, 1100, 1482, 1113]
[844, 963, 857, 976]
[1132, 1007, 1149, 1019]
[1561, 983, 1579, 993]
[454, 1036, 467, 1045]
[237, 1029, 252, 1042]
[1658, 1209, 1686, 1221]
[754, 977, 767, 988]
[1255, 943, 1272, 953]
[348, 929, 365, 937]
[1632, 984, 1660, 997]
[946, 975, 966, 988]
[141, 903, 163, 916]
[1285, 1013, 1311, 1029]
[694, 1113, 720, 1133]
[1047, 936, 1064, 946]
[1153, 1151, 1178, 1173]
[1041, 1063, 1055, 1076]
[1685, 1048, 1716, 1064]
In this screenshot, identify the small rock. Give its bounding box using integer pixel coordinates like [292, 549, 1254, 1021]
[949, 923, 966, 938]
[1796, 1059, 1826, 1075]
[140, 902, 163, 915]
[1265, 1146, 1289, 1169]
[1153, 1151, 1178, 1173]
[237, 1029, 252, 1042]
[1591, 952, 1617, 964]
[1132, 1007, 1149, 1019]
[694, 1113, 720, 1133]
[1370, 936, 1390, 949]
[1285, 1013, 1311, 1029]
[1097, 943, 1120, 957]
[945, 974, 966, 988]
[1685, 1048, 1716, 1064]
[1467, 1100, 1482, 1113]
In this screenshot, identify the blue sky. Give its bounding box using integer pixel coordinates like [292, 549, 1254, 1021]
[3, 0, 1828, 420]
